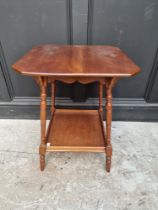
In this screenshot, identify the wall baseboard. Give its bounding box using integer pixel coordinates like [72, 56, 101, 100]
[0, 97, 158, 121]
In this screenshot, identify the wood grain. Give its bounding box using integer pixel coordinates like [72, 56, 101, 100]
[47, 109, 105, 152]
[12, 45, 140, 77]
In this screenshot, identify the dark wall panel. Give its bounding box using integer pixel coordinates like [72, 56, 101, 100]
[0, 64, 10, 101]
[150, 73, 158, 102]
[0, 42, 13, 101]
[72, 0, 88, 44]
[89, 0, 158, 98]
[145, 50, 158, 102]
[0, 0, 70, 97]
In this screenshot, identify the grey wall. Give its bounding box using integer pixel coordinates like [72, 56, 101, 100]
[0, 0, 158, 120]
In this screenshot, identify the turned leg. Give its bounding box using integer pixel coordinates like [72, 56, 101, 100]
[51, 81, 56, 114]
[39, 77, 47, 171]
[99, 82, 103, 116]
[105, 77, 118, 172]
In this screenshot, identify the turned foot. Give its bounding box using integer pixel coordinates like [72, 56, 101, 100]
[106, 156, 111, 172]
[40, 155, 45, 171]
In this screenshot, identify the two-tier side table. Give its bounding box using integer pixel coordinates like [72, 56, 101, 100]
[12, 45, 140, 172]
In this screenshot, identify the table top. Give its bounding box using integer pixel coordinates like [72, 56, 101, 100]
[12, 45, 140, 77]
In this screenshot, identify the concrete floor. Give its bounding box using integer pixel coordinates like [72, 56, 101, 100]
[0, 120, 158, 210]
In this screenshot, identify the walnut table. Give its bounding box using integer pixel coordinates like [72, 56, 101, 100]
[12, 45, 140, 172]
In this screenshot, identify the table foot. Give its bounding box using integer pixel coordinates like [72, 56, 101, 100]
[40, 155, 45, 171]
[106, 156, 111, 172]
[39, 143, 46, 171]
[106, 145, 112, 172]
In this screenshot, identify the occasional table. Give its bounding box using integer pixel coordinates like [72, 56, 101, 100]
[12, 45, 140, 172]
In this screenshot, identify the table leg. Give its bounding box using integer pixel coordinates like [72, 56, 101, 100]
[99, 82, 103, 116]
[39, 77, 47, 171]
[51, 81, 56, 114]
[105, 77, 118, 172]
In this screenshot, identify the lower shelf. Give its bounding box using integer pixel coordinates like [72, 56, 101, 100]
[46, 109, 106, 152]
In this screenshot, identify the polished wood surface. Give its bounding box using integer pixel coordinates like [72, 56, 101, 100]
[47, 109, 105, 152]
[12, 45, 140, 77]
[12, 44, 141, 172]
